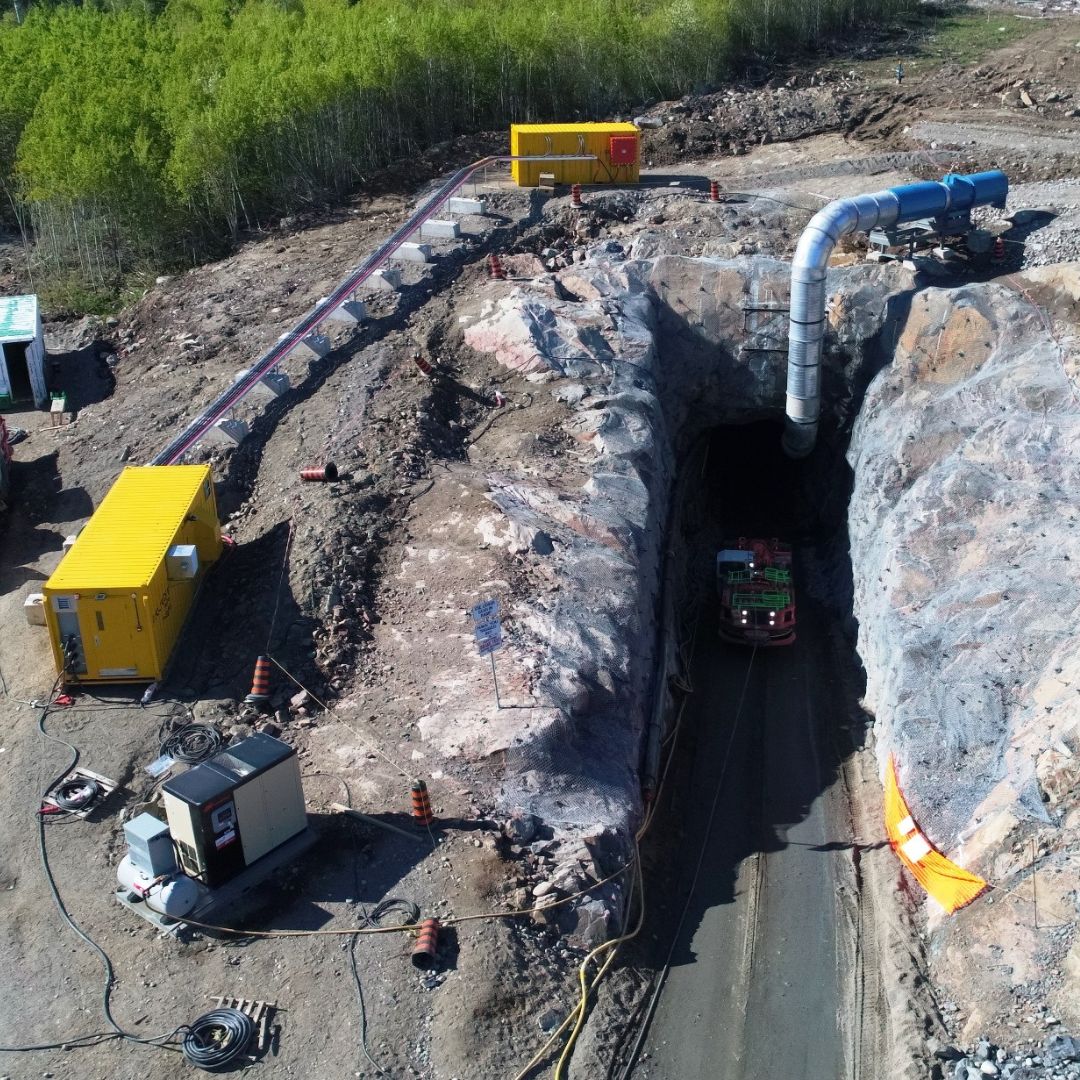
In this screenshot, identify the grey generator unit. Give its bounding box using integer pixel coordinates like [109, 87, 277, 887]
[162, 732, 307, 888]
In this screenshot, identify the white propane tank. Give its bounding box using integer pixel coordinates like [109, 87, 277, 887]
[117, 855, 201, 919]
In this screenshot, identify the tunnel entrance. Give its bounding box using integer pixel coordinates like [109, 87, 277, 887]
[610, 418, 875, 1079]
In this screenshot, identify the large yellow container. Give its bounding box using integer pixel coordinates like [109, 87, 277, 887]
[43, 465, 222, 683]
[510, 122, 640, 187]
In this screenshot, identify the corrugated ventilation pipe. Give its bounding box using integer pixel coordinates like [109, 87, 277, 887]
[782, 170, 1008, 458]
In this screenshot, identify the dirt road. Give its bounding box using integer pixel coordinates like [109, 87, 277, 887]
[629, 602, 855, 1078]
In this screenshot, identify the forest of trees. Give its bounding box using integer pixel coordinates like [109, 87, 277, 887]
[0, 0, 915, 304]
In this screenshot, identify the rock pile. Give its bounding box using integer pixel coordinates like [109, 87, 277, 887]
[940, 1032, 1080, 1080]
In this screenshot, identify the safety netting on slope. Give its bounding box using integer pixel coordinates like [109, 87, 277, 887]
[884, 753, 988, 914]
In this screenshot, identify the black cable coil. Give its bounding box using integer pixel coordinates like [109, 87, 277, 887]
[53, 777, 102, 812]
[161, 723, 223, 765]
[181, 1008, 255, 1070]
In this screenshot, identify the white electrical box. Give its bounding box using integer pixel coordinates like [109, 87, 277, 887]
[24, 593, 46, 626]
[166, 544, 199, 580]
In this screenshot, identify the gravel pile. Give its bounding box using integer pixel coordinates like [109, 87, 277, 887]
[940, 1033, 1080, 1080]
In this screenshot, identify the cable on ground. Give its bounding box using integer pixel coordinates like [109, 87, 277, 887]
[267, 654, 411, 779]
[160, 722, 223, 765]
[512, 631, 701, 1080]
[0, 684, 185, 1054]
[265, 519, 294, 653]
[52, 776, 102, 812]
[181, 1008, 255, 1070]
[348, 896, 421, 1078]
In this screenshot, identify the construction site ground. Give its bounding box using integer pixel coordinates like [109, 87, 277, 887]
[2, 12, 1080, 1079]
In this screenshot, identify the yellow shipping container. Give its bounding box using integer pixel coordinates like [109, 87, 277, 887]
[510, 122, 640, 187]
[43, 465, 222, 683]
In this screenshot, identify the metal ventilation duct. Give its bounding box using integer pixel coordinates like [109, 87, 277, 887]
[782, 170, 1008, 458]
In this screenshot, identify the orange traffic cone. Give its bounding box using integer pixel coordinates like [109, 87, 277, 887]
[991, 236, 1005, 264]
[709, 180, 721, 203]
[488, 253, 507, 280]
[245, 655, 272, 703]
[410, 779, 434, 827]
[570, 184, 584, 210]
[411, 918, 440, 969]
[299, 462, 338, 482]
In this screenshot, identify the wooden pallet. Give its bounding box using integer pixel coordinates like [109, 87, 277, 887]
[42, 766, 118, 818]
[207, 995, 278, 1053]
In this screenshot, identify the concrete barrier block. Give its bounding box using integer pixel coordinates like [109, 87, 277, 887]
[419, 219, 460, 240]
[279, 331, 331, 359]
[323, 298, 367, 324]
[447, 197, 487, 216]
[392, 243, 432, 264]
[236, 368, 291, 400]
[205, 417, 249, 447]
[369, 268, 402, 291]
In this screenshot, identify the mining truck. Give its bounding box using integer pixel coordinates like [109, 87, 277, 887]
[716, 538, 796, 646]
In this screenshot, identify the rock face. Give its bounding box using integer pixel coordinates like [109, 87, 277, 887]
[848, 270, 1080, 1035]
[465, 248, 902, 856]
[849, 278, 1080, 847]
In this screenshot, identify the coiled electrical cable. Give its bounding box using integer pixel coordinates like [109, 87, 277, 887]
[160, 723, 223, 765]
[181, 1008, 256, 1070]
[53, 776, 102, 811]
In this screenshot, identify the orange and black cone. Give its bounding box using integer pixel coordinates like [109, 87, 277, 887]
[299, 461, 338, 482]
[410, 779, 434, 828]
[412, 353, 435, 378]
[488, 253, 506, 281]
[709, 180, 721, 203]
[411, 918, 440, 969]
[245, 655, 272, 703]
[570, 184, 584, 209]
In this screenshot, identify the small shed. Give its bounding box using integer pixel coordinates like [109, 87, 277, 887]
[510, 122, 640, 187]
[0, 294, 47, 407]
[43, 465, 223, 683]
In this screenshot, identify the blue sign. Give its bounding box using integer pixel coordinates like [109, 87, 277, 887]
[471, 598, 499, 622]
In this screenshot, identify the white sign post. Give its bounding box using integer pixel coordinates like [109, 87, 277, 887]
[471, 599, 502, 708]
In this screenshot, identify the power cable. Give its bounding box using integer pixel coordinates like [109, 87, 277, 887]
[0, 686, 185, 1054]
[181, 1008, 255, 1070]
[52, 776, 102, 812]
[349, 897, 421, 1079]
[265, 519, 294, 653]
[615, 646, 759, 1079]
[160, 722, 223, 765]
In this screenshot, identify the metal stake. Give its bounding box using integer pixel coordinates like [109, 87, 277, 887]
[490, 652, 502, 709]
[1031, 837, 1039, 930]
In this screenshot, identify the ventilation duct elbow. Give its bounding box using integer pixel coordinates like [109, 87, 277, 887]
[782, 171, 1008, 458]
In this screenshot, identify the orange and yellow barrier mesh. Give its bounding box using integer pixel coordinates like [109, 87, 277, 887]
[884, 754, 987, 914]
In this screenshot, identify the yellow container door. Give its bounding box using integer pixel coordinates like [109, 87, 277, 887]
[81, 594, 158, 680]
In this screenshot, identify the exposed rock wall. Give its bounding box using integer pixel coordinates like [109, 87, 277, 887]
[849, 278, 1080, 845]
[462, 248, 901, 862]
[847, 267, 1080, 1036]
